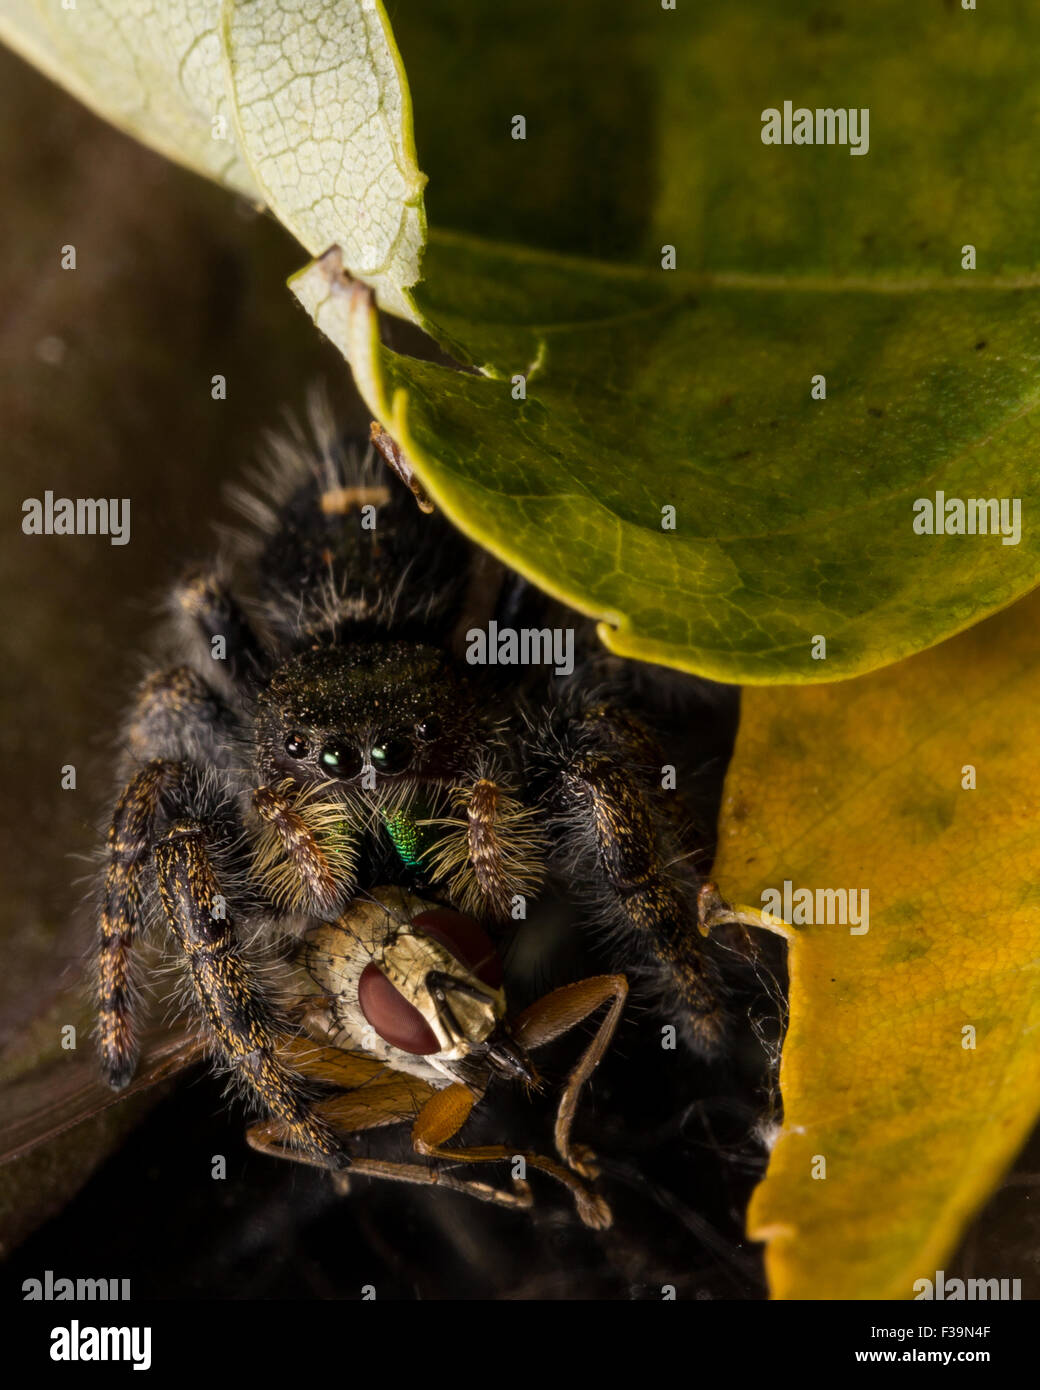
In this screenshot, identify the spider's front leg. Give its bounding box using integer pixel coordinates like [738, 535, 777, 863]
[153, 816, 345, 1166]
[98, 759, 181, 1088]
[535, 710, 728, 1054]
[99, 661, 345, 1164]
[98, 662, 241, 1088]
[173, 567, 266, 685]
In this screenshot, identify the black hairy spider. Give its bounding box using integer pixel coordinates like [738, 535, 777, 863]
[95, 400, 732, 1169]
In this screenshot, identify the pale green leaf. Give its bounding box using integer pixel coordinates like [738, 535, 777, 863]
[0, 0, 258, 195]
[221, 0, 426, 319]
[0, 0, 426, 316]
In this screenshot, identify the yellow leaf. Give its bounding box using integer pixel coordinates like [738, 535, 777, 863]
[713, 591, 1040, 1300]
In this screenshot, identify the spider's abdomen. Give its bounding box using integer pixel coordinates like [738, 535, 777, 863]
[254, 461, 470, 646]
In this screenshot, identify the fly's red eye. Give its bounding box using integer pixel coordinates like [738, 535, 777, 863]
[357, 909, 504, 1055]
[411, 909, 503, 988]
[358, 964, 440, 1054]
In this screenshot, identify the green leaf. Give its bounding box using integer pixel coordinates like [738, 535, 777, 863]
[8, 0, 1040, 680]
[220, 0, 426, 319]
[0, 0, 426, 316]
[294, 230, 1040, 682]
[296, 0, 1040, 682]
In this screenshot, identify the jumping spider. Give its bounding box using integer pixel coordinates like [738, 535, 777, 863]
[96, 402, 730, 1180]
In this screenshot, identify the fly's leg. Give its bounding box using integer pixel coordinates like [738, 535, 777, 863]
[513, 974, 628, 1177]
[411, 1084, 611, 1229]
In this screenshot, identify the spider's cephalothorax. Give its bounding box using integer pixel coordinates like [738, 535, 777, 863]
[95, 404, 729, 1167]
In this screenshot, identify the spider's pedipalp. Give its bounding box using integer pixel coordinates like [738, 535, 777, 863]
[251, 781, 359, 916]
[423, 773, 547, 919]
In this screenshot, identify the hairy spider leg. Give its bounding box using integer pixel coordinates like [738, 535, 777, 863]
[537, 711, 728, 1055]
[99, 668, 343, 1163]
[99, 660, 242, 1088]
[98, 759, 182, 1089]
[174, 569, 267, 685]
[154, 822, 345, 1165]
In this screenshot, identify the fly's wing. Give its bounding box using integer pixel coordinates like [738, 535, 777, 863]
[0, 1031, 432, 1167]
[0, 1023, 205, 1165]
[275, 1035, 440, 1133]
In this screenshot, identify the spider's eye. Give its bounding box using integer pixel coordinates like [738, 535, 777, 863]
[416, 714, 442, 741]
[319, 742, 363, 778]
[284, 733, 310, 759]
[370, 737, 413, 775]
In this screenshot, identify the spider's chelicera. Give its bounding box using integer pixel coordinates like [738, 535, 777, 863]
[95, 405, 728, 1170]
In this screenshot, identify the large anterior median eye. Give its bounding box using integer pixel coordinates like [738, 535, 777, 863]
[319, 741, 363, 778]
[416, 714, 442, 741]
[370, 736, 413, 774]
